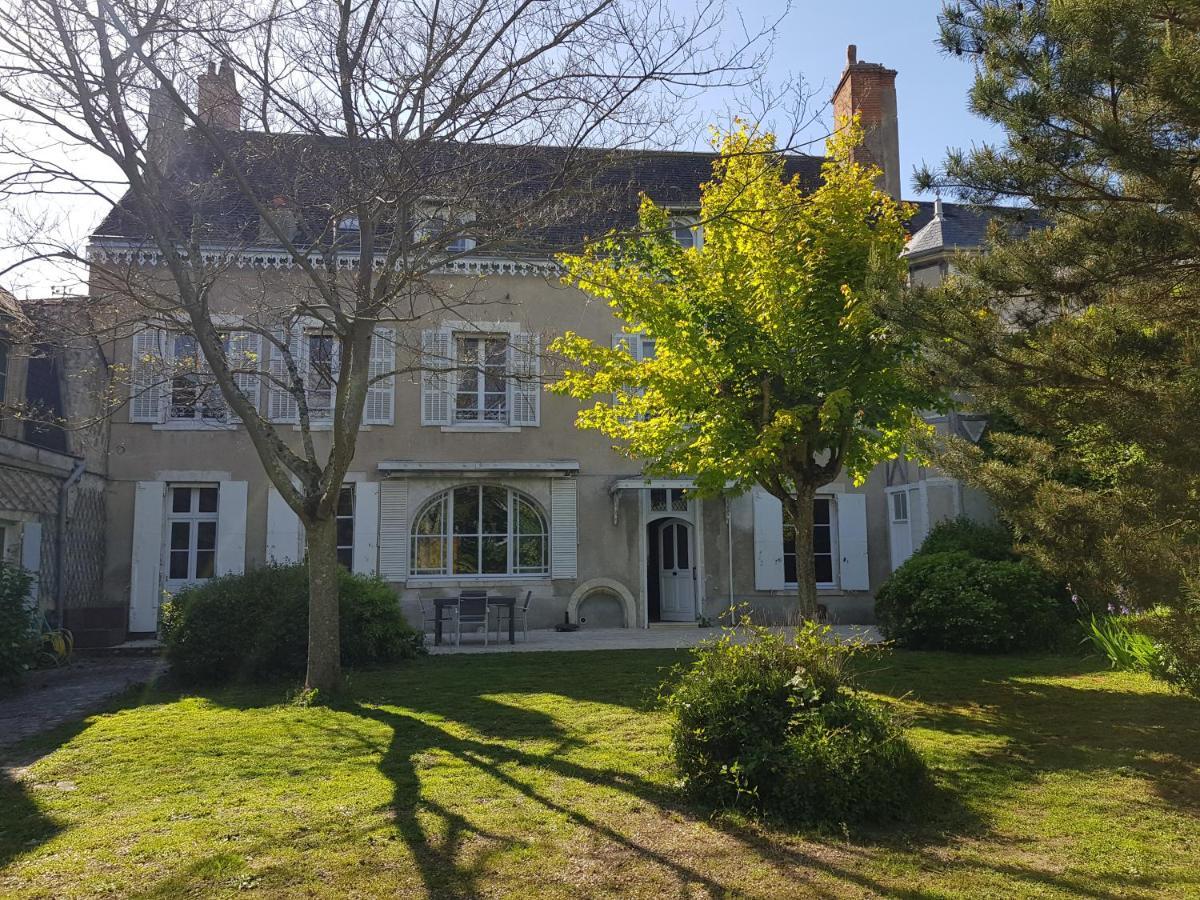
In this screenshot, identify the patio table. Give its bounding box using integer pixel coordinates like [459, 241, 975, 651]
[433, 596, 516, 646]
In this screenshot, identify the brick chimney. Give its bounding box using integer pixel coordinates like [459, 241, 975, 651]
[831, 44, 900, 199]
[197, 60, 242, 130]
[146, 86, 184, 170]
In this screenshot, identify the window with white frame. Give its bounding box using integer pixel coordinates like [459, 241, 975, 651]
[783, 497, 836, 586]
[416, 202, 476, 253]
[168, 334, 226, 421]
[650, 487, 688, 512]
[166, 485, 219, 582]
[336, 485, 354, 569]
[411, 484, 548, 577]
[669, 214, 702, 249]
[455, 334, 508, 423]
[306, 333, 336, 419]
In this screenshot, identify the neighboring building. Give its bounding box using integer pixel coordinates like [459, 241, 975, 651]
[0, 290, 110, 645]
[82, 48, 1007, 640]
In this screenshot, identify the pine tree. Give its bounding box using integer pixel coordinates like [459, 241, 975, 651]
[907, 2, 1200, 616]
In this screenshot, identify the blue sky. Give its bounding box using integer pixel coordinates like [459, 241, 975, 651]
[691, 0, 1003, 198]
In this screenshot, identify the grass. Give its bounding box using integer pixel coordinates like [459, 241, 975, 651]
[1, 649, 1198, 898]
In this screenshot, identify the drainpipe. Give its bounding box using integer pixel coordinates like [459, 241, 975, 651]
[54, 458, 86, 619]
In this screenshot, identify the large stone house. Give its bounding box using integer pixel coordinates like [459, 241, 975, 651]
[77, 48, 1001, 640]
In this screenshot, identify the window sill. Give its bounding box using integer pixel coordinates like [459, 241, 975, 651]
[440, 424, 522, 433]
[403, 575, 551, 588]
[152, 421, 238, 431]
[288, 423, 371, 432]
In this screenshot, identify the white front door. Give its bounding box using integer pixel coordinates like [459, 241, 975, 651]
[657, 520, 695, 622]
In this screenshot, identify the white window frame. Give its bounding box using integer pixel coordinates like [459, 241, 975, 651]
[416, 201, 477, 253]
[782, 495, 839, 589]
[667, 211, 703, 249]
[409, 484, 549, 579]
[453, 333, 509, 424]
[163, 483, 220, 586]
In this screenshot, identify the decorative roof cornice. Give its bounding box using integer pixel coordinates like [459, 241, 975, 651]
[86, 238, 561, 278]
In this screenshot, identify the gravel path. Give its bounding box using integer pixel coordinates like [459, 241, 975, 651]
[0, 657, 164, 758]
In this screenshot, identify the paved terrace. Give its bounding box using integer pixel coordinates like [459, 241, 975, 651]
[426, 624, 883, 655]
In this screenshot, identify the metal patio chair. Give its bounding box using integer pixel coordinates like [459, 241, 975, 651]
[456, 593, 490, 646]
[495, 589, 534, 642]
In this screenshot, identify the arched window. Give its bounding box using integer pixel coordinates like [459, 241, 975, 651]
[411, 485, 548, 577]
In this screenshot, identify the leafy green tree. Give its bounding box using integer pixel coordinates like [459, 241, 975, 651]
[905, 1, 1200, 616]
[552, 125, 934, 616]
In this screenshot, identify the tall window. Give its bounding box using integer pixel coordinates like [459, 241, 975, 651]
[783, 498, 835, 586]
[455, 335, 508, 423]
[336, 485, 354, 570]
[307, 333, 336, 419]
[169, 335, 226, 421]
[166, 485, 218, 582]
[411, 485, 548, 577]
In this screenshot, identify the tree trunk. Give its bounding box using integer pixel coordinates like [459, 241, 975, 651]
[304, 514, 342, 696]
[787, 487, 819, 621]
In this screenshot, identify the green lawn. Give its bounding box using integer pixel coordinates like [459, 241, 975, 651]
[2, 650, 1198, 899]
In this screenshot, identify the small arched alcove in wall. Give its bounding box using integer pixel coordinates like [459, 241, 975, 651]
[567, 577, 637, 629]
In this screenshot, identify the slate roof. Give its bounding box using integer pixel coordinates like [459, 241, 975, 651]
[903, 199, 1042, 259]
[92, 130, 826, 254]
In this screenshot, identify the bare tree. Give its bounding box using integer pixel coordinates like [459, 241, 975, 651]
[0, 0, 779, 694]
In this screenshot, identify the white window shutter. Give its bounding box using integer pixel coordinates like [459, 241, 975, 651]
[420, 328, 452, 426]
[21, 522, 42, 611]
[268, 329, 302, 423]
[266, 486, 303, 564]
[550, 477, 578, 579]
[353, 481, 380, 575]
[364, 327, 395, 425]
[836, 491, 870, 591]
[129, 481, 166, 632]
[130, 328, 164, 422]
[752, 486, 786, 590]
[378, 479, 409, 580]
[227, 331, 261, 423]
[509, 332, 540, 426]
[215, 481, 248, 576]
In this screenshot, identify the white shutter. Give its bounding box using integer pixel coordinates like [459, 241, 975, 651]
[550, 477, 578, 579]
[21, 521, 42, 611]
[266, 486, 303, 564]
[353, 481, 380, 575]
[227, 331, 261, 423]
[420, 328, 452, 426]
[130, 328, 164, 422]
[129, 481, 166, 632]
[268, 329, 302, 423]
[378, 479, 409, 580]
[752, 486, 786, 590]
[836, 491, 870, 591]
[215, 481, 248, 576]
[509, 331, 540, 426]
[364, 327, 395, 425]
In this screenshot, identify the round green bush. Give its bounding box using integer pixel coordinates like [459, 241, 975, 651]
[875, 551, 1072, 653]
[663, 623, 926, 827]
[161, 564, 424, 684]
[916, 517, 1016, 561]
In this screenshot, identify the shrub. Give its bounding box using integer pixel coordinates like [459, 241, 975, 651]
[916, 516, 1016, 562]
[876, 551, 1072, 653]
[161, 564, 423, 685]
[1129, 603, 1200, 698]
[0, 562, 35, 689]
[662, 622, 926, 827]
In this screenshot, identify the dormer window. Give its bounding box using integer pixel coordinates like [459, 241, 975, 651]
[416, 201, 477, 253]
[669, 214, 702, 250]
[337, 215, 360, 232]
